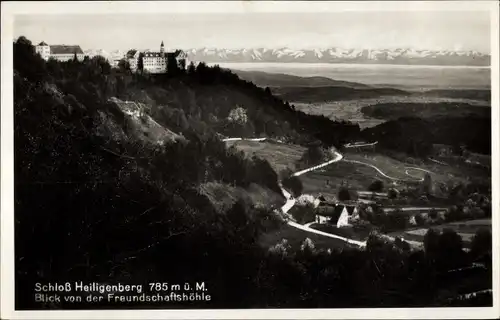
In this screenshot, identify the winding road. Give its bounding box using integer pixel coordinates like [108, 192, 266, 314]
[344, 141, 378, 148]
[222, 137, 436, 249]
[343, 159, 430, 182]
[223, 137, 366, 247]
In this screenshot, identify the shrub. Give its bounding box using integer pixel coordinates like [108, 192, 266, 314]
[368, 180, 384, 192]
[338, 187, 351, 201]
[428, 209, 438, 220]
[388, 188, 399, 199]
[470, 228, 492, 262]
[415, 213, 426, 226]
[282, 175, 303, 198]
[291, 203, 316, 224]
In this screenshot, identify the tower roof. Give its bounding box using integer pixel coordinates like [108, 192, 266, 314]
[38, 41, 49, 46]
[161, 41, 164, 46]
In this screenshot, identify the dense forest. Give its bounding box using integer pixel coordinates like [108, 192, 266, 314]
[361, 116, 491, 157]
[13, 36, 491, 309]
[360, 102, 490, 120]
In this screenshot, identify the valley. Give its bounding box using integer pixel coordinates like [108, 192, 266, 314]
[13, 35, 493, 309]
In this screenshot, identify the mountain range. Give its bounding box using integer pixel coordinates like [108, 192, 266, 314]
[83, 47, 490, 67]
[184, 47, 490, 66]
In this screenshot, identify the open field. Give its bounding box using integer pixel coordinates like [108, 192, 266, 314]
[258, 223, 357, 250]
[229, 140, 490, 207]
[343, 150, 490, 187]
[389, 218, 491, 248]
[226, 140, 306, 173]
[300, 149, 490, 203]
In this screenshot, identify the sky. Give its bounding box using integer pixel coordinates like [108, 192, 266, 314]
[14, 11, 491, 53]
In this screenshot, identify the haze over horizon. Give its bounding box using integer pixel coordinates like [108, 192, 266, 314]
[14, 11, 491, 54]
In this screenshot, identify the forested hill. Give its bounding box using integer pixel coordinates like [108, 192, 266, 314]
[13, 36, 357, 308]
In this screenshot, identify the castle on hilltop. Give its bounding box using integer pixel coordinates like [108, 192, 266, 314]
[126, 41, 189, 74]
[35, 41, 85, 62]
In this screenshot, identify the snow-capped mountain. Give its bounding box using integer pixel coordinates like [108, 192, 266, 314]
[83, 49, 125, 61]
[184, 47, 490, 66]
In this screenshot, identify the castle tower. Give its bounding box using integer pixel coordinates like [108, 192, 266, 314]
[160, 41, 165, 57]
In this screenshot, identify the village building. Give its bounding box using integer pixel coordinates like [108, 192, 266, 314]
[35, 42, 85, 62]
[315, 204, 359, 228]
[126, 41, 189, 74]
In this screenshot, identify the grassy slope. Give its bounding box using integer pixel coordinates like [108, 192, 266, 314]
[225, 140, 306, 173]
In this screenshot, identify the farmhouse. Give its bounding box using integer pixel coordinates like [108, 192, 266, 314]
[315, 204, 359, 228]
[35, 41, 85, 62]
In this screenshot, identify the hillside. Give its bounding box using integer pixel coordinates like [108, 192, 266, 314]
[13, 36, 361, 309]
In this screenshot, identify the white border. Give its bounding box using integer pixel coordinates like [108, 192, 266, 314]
[1, 1, 499, 319]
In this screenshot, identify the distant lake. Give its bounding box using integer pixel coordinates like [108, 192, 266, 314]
[209, 62, 491, 90]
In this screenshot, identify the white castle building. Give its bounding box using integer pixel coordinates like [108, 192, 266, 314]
[35, 41, 85, 62]
[126, 41, 188, 74]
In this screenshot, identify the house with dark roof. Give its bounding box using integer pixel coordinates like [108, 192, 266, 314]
[35, 41, 84, 62]
[315, 204, 359, 227]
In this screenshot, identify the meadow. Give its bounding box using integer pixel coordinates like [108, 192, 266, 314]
[226, 140, 306, 173]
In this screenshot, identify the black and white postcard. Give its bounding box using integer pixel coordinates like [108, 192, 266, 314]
[1, 1, 499, 319]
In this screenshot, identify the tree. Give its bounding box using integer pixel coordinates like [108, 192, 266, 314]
[388, 188, 399, 199]
[282, 175, 303, 198]
[338, 187, 351, 201]
[437, 228, 464, 270]
[422, 173, 433, 195]
[227, 106, 248, 125]
[187, 61, 196, 75]
[118, 59, 131, 73]
[291, 203, 316, 224]
[301, 145, 325, 166]
[137, 52, 144, 73]
[470, 228, 492, 262]
[167, 51, 181, 75]
[368, 180, 384, 192]
[428, 209, 438, 220]
[424, 228, 440, 256]
[414, 213, 426, 226]
[385, 209, 408, 231]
